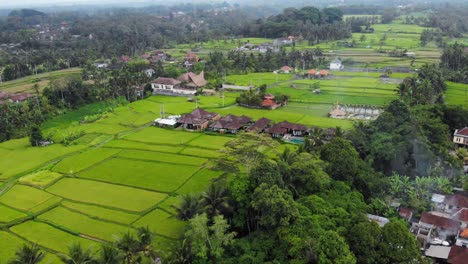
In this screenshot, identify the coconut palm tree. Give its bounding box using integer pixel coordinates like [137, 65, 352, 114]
[201, 183, 232, 219]
[173, 194, 202, 221]
[116, 232, 140, 264]
[97, 245, 122, 264]
[8, 243, 45, 264]
[59, 242, 97, 264]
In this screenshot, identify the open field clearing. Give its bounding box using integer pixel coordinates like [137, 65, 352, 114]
[225, 72, 293, 86]
[0, 185, 56, 212]
[133, 209, 186, 239]
[123, 126, 202, 145]
[79, 158, 200, 193]
[18, 170, 63, 188]
[103, 139, 184, 153]
[10, 221, 98, 253]
[116, 149, 208, 166]
[61, 201, 140, 225]
[0, 204, 28, 223]
[47, 178, 166, 212]
[176, 169, 223, 195]
[187, 134, 235, 150]
[179, 147, 221, 158]
[52, 148, 121, 174]
[37, 206, 132, 242]
[446, 82, 468, 106]
[0, 68, 81, 94]
[0, 138, 86, 180]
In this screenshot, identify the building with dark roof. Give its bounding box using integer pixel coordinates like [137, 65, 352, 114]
[453, 127, 468, 147]
[209, 114, 252, 134]
[246, 118, 272, 133]
[178, 108, 220, 131]
[420, 212, 461, 239]
[178, 71, 207, 89]
[448, 245, 468, 264]
[267, 121, 308, 138]
[151, 77, 196, 96]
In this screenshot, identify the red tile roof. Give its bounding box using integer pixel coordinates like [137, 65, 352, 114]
[152, 77, 181, 85]
[319, 70, 329, 75]
[307, 69, 317, 75]
[460, 228, 468, 239]
[420, 212, 461, 232]
[445, 193, 468, 209]
[10, 93, 33, 102]
[399, 207, 413, 220]
[453, 208, 468, 223]
[455, 127, 468, 136]
[261, 98, 277, 107]
[448, 246, 468, 264]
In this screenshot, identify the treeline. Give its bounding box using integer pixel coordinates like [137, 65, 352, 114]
[240, 6, 350, 41]
[164, 131, 423, 263]
[440, 43, 468, 83]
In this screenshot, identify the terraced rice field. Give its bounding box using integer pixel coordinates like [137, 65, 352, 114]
[0, 97, 236, 262]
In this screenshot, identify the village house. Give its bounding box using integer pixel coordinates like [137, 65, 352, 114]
[154, 115, 180, 128]
[329, 58, 343, 70]
[184, 53, 199, 67]
[10, 93, 34, 103]
[177, 71, 207, 89]
[178, 108, 220, 131]
[447, 245, 468, 264]
[329, 107, 346, 119]
[151, 77, 182, 93]
[306, 69, 317, 78]
[453, 127, 468, 147]
[419, 211, 461, 240]
[246, 117, 272, 133]
[261, 94, 279, 110]
[209, 114, 252, 134]
[279, 66, 294, 73]
[455, 228, 468, 247]
[399, 207, 414, 222]
[144, 69, 155, 78]
[318, 70, 329, 78]
[267, 121, 308, 138]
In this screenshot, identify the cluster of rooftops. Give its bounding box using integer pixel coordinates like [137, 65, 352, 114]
[0, 91, 35, 104]
[155, 108, 334, 139]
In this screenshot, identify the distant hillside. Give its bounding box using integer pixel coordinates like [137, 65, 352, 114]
[8, 9, 46, 18]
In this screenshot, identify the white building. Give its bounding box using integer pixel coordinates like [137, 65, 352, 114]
[330, 58, 343, 71]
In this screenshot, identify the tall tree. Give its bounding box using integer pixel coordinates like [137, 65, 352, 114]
[8, 244, 45, 264]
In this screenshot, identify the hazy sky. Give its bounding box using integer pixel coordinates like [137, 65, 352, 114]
[0, 0, 154, 8]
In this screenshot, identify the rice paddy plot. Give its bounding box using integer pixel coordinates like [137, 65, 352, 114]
[10, 221, 98, 253]
[0, 185, 56, 212]
[446, 82, 468, 106]
[179, 147, 221, 158]
[156, 196, 181, 215]
[133, 209, 185, 239]
[61, 201, 140, 225]
[37, 206, 132, 242]
[0, 138, 86, 180]
[176, 169, 223, 195]
[103, 139, 184, 153]
[0, 231, 27, 263]
[123, 126, 202, 145]
[18, 170, 63, 188]
[52, 148, 121, 174]
[78, 158, 200, 193]
[186, 135, 234, 150]
[47, 178, 165, 212]
[0, 204, 28, 223]
[225, 72, 293, 86]
[116, 149, 208, 166]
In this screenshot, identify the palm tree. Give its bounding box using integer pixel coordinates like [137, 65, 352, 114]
[8, 243, 45, 264]
[201, 183, 232, 218]
[97, 245, 122, 264]
[173, 194, 202, 221]
[309, 127, 324, 148]
[167, 239, 192, 264]
[136, 226, 155, 260]
[116, 232, 140, 264]
[59, 242, 97, 264]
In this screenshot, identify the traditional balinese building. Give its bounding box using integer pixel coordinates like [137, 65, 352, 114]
[209, 114, 252, 134]
[178, 108, 220, 131]
[246, 117, 272, 133]
[279, 66, 294, 73]
[330, 58, 343, 70]
[177, 71, 207, 89]
[267, 121, 308, 138]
